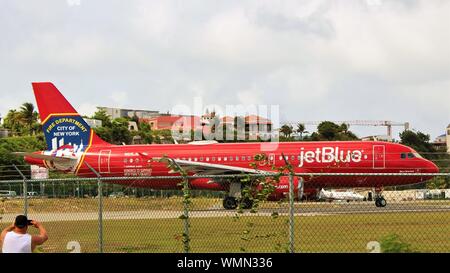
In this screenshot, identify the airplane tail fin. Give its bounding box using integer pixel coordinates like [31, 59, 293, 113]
[32, 82, 110, 151]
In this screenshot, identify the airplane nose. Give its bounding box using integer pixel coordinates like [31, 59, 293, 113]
[424, 160, 439, 173]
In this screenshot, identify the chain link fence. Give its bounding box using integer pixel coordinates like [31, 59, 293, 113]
[1, 165, 450, 253]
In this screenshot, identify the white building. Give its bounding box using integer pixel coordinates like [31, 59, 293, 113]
[447, 124, 450, 153]
[97, 106, 160, 120]
[83, 118, 102, 128]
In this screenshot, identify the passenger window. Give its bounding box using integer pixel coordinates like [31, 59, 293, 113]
[400, 153, 406, 159]
[229, 156, 233, 161]
[242, 156, 246, 161]
[236, 156, 239, 161]
[247, 156, 251, 161]
[212, 157, 216, 161]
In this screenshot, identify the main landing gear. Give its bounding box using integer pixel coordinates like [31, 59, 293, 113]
[222, 197, 254, 210]
[374, 188, 387, 208]
[222, 181, 254, 210]
[223, 196, 238, 210]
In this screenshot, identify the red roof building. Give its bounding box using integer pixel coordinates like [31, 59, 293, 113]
[140, 116, 202, 131]
[244, 115, 272, 125]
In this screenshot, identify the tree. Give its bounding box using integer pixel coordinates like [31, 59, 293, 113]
[152, 129, 174, 144]
[138, 122, 154, 144]
[0, 136, 46, 180]
[317, 121, 340, 140]
[279, 124, 293, 139]
[399, 130, 435, 156]
[92, 109, 112, 127]
[92, 126, 112, 143]
[110, 118, 132, 144]
[19, 103, 39, 136]
[315, 121, 359, 141]
[296, 123, 307, 140]
[2, 110, 23, 135]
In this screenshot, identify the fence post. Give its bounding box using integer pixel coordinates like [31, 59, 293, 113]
[13, 165, 28, 217]
[288, 173, 295, 253]
[86, 163, 103, 253]
[169, 159, 190, 253]
[281, 153, 295, 253]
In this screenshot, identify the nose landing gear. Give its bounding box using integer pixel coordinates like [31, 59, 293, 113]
[374, 187, 387, 207]
[375, 197, 387, 207]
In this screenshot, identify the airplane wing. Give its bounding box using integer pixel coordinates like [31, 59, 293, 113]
[13, 152, 77, 163]
[158, 158, 273, 176]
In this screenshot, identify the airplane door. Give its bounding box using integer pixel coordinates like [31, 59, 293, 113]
[269, 153, 275, 166]
[98, 150, 111, 174]
[373, 145, 385, 169]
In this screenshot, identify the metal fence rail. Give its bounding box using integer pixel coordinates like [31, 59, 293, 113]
[0, 169, 449, 253]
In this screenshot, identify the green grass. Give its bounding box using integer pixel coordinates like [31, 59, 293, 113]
[0, 197, 221, 213]
[2, 211, 449, 253]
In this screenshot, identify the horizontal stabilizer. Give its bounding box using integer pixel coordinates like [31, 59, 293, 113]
[13, 152, 76, 163]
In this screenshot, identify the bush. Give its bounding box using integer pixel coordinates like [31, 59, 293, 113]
[380, 234, 416, 253]
[0, 135, 46, 180]
[0, 136, 46, 166]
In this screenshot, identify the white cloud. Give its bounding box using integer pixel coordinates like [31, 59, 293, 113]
[109, 91, 128, 107]
[13, 33, 109, 69]
[77, 102, 97, 117]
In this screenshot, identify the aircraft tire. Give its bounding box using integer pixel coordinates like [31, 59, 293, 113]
[379, 198, 387, 207]
[375, 199, 381, 207]
[223, 197, 238, 210]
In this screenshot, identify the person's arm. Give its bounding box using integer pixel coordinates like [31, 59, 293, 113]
[31, 221, 48, 251]
[1, 224, 15, 242]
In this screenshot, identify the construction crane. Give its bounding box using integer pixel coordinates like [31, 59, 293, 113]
[282, 120, 410, 140]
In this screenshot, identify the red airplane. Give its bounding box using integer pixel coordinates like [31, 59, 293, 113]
[18, 82, 439, 209]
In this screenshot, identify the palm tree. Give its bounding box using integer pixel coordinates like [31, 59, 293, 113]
[279, 124, 293, 138]
[3, 109, 22, 135]
[19, 102, 39, 135]
[296, 123, 308, 140]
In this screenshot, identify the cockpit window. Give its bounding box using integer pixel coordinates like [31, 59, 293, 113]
[407, 153, 415, 159]
[400, 153, 406, 159]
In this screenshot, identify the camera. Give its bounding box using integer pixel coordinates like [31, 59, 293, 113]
[27, 220, 33, 226]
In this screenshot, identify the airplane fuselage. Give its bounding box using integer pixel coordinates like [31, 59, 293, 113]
[28, 140, 439, 195]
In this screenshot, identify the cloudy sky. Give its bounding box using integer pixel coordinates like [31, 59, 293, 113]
[0, 0, 449, 139]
